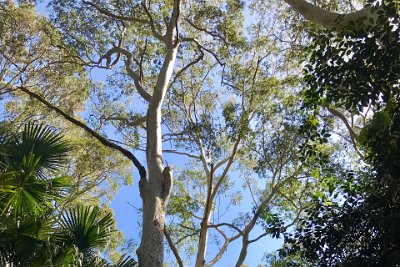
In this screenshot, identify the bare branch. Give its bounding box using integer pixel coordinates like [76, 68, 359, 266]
[162, 149, 200, 159]
[207, 223, 243, 235]
[175, 230, 200, 245]
[165, 0, 181, 45]
[283, 0, 379, 30]
[213, 156, 230, 171]
[206, 226, 240, 266]
[18, 86, 146, 179]
[185, 18, 229, 47]
[248, 232, 269, 244]
[327, 107, 364, 159]
[164, 225, 184, 267]
[168, 49, 204, 90]
[141, 1, 165, 41]
[211, 136, 241, 200]
[83, 1, 149, 24]
[100, 46, 152, 101]
[101, 114, 147, 127]
[181, 38, 225, 66]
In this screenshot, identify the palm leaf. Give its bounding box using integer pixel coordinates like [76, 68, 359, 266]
[0, 214, 53, 266]
[16, 123, 71, 178]
[114, 254, 137, 267]
[0, 122, 72, 216]
[84, 254, 137, 267]
[56, 206, 115, 256]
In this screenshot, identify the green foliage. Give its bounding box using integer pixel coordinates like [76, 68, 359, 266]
[282, 1, 400, 265]
[303, 1, 400, 112]
[0, 123, 71, 217]
[0, 122, 136, 266]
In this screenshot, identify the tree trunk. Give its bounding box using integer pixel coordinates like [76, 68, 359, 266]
[137, 164, 166, 267]
[195, 211, 212, 267]
[235, 236, 249, 267]
[136, 41, 179, 266]
[195, 165, 214, 267]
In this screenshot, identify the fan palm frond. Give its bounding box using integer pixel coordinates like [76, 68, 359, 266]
[0, 214, 53, 266]
[114, 254, 137, 267]
[0, 123, 72, 216]
[56, 206, 115, 259]
[16, 123, 71, 178]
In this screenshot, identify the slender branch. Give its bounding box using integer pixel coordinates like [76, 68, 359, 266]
[141, 1, 165, 41]
[83, 1, 149, 24]
[242, 183, 283, 235]
[327, 107, 364, 159]
[207, 223, 243, 235]
[162, 149, 200, 159]
[211, 136, 241, 200]
[181, 38, 225, 66]
[101, 114, 147, 127]
[18, 86, 146, 179]
[248, 232, 269, 244]
[101, 46, 152, 102]
[175, 230, 200, 245]
[206, 227, 239, 266]
[213, 156, 230, 171]
[184, 18, 230, 47]
[168, 49, 204, 90]
[164, 225, 184, 267]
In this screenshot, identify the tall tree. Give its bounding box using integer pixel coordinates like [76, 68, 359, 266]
[0, 0, 388, 266]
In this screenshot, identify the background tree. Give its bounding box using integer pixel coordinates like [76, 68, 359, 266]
[277, 1, 400, 266]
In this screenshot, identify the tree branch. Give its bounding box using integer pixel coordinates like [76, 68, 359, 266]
[206, 227, 240, 266]
[166, 0, 181, 45]
[181, 38, 225, 66]
[18, 86, 146, 179]
[283, 0, 379, 30]
[164, 225, 184, 267]
[207, 223, 243, 236]
[100, 46, 152, 102]
[141, 1, 165, 41]
[211, 136, 241, 200]
[327, 107, 364, 159]
[184, 18, 229, 47]
[162, 149, 200, 159]
[168, 49, 204, 90]
[83, 1, 149, 24]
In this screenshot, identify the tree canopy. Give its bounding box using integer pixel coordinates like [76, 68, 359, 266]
[1, 0, 399, 266]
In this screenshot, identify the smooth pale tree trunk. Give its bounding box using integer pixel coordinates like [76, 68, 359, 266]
[195, 165, 215, 267]
[136, 43, 179, 266]
[195, 210, 212, 267]
[235, 236, 249, 267]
